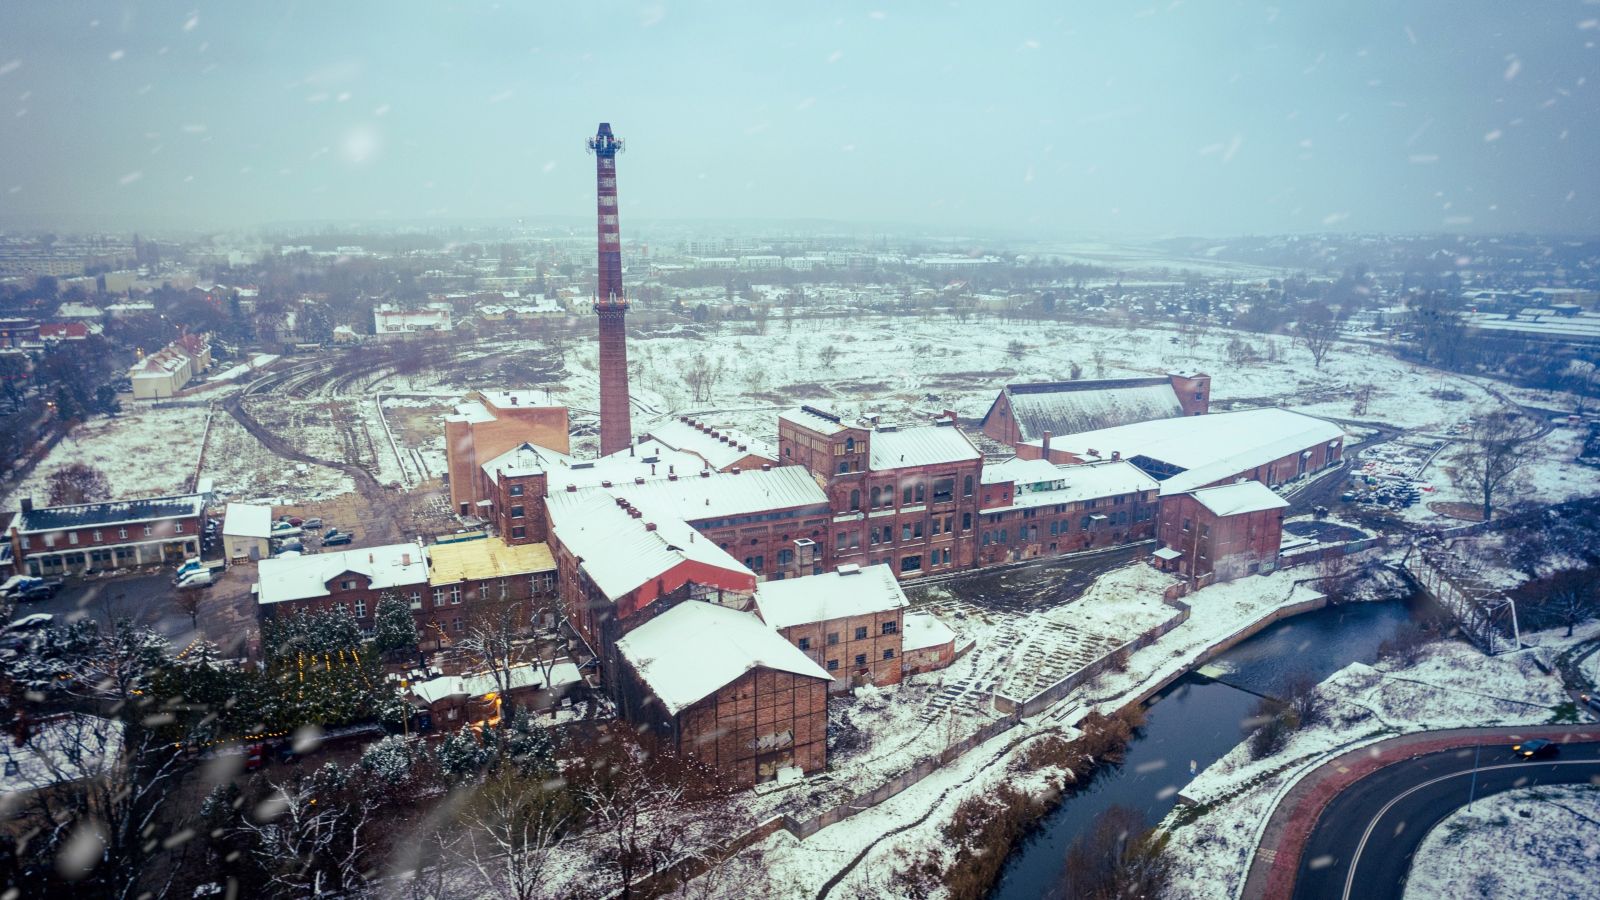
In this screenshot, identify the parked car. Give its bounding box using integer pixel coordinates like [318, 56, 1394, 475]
[286, 516, 304, 527]
[271, 521, 301, 536]
[244, 742, 265, 771]
[302, 517, 323, 530]
[177, 570, 214, 589]
[276, 538, 305, 554]
[7, 613, 55, 631]
[323, 527, 341, 541]
[3, 576, 62, 602]
[323, 531, 353, 547]
[1512, 738, 1558, 759]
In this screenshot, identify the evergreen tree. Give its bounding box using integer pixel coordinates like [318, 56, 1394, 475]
[373, 591, 418, 656]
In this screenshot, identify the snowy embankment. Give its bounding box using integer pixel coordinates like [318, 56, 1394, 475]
[1162, 622, 1597, 900]
[1402, 784, 1600, 900]
[733, 566, 1331, 898]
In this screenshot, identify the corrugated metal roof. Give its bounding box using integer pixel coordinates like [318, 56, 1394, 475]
[644, 419, 777, 470]
[591, 466, 828, 523]
[18, 491, 207, 533]
[997, 379, 1183, 442]
[1189, 481, 1290, 516]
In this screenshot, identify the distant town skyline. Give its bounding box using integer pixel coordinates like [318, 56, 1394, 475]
[2, 2, 1597, 236]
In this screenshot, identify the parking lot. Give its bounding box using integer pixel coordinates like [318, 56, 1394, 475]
[8, 566, 259, 657]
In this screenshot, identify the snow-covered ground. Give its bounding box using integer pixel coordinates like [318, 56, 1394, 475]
[1403, 784, 1600, 900]
[3, 404, 211, 506]
[199, 411, 354, 504]
[1163, 621, 1599, 900]
[723, 564, 1331, 898]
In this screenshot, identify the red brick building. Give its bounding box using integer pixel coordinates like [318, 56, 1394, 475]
[445, 390, 569, 517]
[615, 601, 831, 786]
[1154, 481, 1289, 586]
[253, 537, 557, 646]
[980, 371, 1210, 448]
[754, 563, 909, 689]
[543, 490, 758, 692]
[901, 611, 958, 675]
[7, 491, 208, 577]
[974, 457, 1160, 565]
[778, 407, 983, 579]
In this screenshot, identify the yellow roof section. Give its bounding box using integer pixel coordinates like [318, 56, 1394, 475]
[427, 537, 555, 586]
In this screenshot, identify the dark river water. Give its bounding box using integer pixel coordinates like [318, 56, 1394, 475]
[989, 598, 1421, 899]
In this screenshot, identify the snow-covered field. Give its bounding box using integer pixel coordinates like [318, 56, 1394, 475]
[1163, 622, 1597, 900]
[1403, 784, 1600, 900]
[198, 411, 354, 505]
[4, 404, 211, 506]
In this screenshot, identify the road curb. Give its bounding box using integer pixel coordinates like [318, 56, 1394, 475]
[1241, 723, 1600, 900]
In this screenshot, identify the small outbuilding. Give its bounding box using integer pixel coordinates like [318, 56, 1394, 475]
[222, 503, 273, 563]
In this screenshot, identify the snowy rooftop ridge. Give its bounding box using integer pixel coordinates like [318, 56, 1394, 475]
[481, 440, 707, 490]
[1022, 408, 1344, 495]
[992, 377, 1186, 442]
[980, 460, 1158, 514]
[780, 405, 849, 436]
[644, 417, 777, 470]
[571, 465, 829, 524]
[544, 491, 753, 602]
[1188, 481, 1289, 517]
[754, 563, 909, 630]
[616, 601, 831, 715]
[257, 540, 429, 605]
[15, 490, 208, 533]
[868, 422, 980, 471]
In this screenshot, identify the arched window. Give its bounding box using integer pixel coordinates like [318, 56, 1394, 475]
[845, 437, 855, 452]
[870, 486, 881, 508]
[849, 489, 860, 510]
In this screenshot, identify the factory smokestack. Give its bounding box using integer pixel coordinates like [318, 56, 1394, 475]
[588, 121, 632, 456]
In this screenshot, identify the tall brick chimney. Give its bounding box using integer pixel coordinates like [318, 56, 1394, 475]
[589, 121, 632, 456]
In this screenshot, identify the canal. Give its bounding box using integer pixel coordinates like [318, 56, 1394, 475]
[990, 597, 1424, 898]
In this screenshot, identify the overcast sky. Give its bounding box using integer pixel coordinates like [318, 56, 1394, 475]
[2, 2, 1597, 236]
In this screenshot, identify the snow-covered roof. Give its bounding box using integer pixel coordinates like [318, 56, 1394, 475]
[644, 418, 777, 470]
[1152, 547, 1183, 561]
[425, 536, 554, 585]
[754, 564, 908, 629]
[980, 460, 1158, 514]
[1188, 481, 1289, 517]
[545, 492, 753, 602]
[1023, 408, 1344, 496]
[480, 389, 560, 412]
[481, 440, 706, 491]
[222, 503, 273, 539]
[0, 714, 123, 794]
[444, 400, 497, 425]
[980, 456, 1063, 486]
[869, 424, 980, 471]
[616, 601, 831, 715]
[16, 490, 207, 534]
[990, 378, 1184, 442]
[409, 661, 582, 706]
[585, 465, 829, 524]
[780, 406, 851, 436]
[257, 541, 429, 605]
[902, 611, 957, 653]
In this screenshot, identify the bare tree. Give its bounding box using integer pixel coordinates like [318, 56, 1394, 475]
[1056, 804, 1173, 900]
[238, 763, 384, 896]
[1091, 346, 1108, 378]
[46, 461, 112, 505]
[1296, 302, 1339, 368]
[1453, 411, 1543, 522]
[455, 769, 577, 900]
[1544, 571, 1597, 638]
[679, 356, 727, 405]
[817, 344, 841, 369]
[458, 595, 533, 700]
[583, 757, 688, 898]
[1005, 339, 1026, 362]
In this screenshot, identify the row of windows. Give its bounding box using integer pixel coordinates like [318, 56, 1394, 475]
[20, 521, 177, 549]
[823, 649, 894, 671]
[856, 476, 971, 511]
[795, 620, 899, 650]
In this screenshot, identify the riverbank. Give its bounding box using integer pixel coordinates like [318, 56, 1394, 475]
[1161, 620, 1600, 900]
[735, 563, 1363, 897]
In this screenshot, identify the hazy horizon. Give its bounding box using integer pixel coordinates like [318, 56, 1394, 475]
[3, 2, 1597, 237]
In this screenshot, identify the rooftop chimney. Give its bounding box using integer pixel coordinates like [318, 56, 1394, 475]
[629, 509, 642, 519]
[402, 552, 412, 566]
[635, 476, 645, 484]
[761, 463, 772, 471]
[700, 469, 711, 478]
[509, 394, 518, 405]
[669, 473, 679, 481]
[1112, 450, 1121, 461]
[566, 484, 577, 492]
[836, 563, 861, 576]
[645, 522, 657, 531]
[1042, 430, 1052, 457]
[601, 480, 613, 488]
[20, 498, 32, 514]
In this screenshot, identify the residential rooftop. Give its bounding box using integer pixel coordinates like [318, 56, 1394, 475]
[256, 540, 429, 605]
[425, 536, 554, 586]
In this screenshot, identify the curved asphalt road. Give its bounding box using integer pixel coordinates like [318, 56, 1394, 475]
[1293, 740, 1600, 900]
